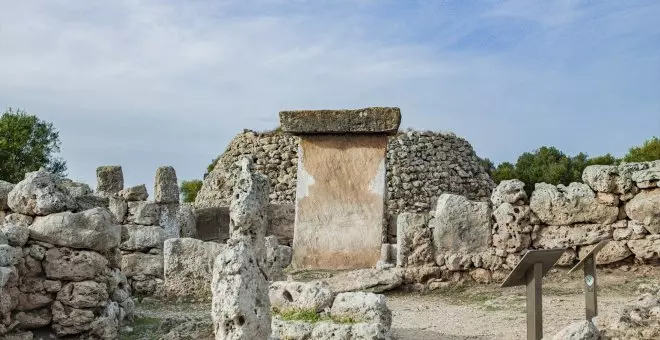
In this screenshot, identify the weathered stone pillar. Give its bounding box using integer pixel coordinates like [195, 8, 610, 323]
[96, 166, 123, 197]
[279, 107, 401, 270]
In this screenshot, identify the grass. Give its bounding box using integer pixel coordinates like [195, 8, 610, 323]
[121, 316, 162, 340]
[273, 308, 362, 324]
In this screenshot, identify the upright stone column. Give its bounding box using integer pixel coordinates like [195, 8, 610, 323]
[280, 107, 401, 270]
[96, 166, 123, 197]
[155, 166, 182, 239]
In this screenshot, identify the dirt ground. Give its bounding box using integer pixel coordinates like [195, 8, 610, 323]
[124, 265, 659, 340]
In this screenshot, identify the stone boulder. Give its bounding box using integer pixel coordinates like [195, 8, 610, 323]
[121, 252, 164, 278]
[582, 163, 652, 195]
[154, 166, 179, 204]
[1, 180, 15, 210]
[29, 207, 121, 252]
[396, 213, 433, 267]
[530, 182, 618, 225]
[532, 223, 616, 248]
[632, 168, 660, 189]
[627, 237, 660, 261]
[269, 281, 335, 313]
[96, 166, 123, 196]
[163, 238, 226, 298]
[491, 179, 527, 206]
[625, 189, 660, 234]
[578, 241, 633, 265]
[7, 169, 76, 216]
[492, 203, 532, 253]
[431, 194, 491, 255]
[61, 179, 93, 198]
[551, 320, 599, 340]
[330, 292, 392, 329]
[120, 224, 165, 251]
[118, 184, 149, 201]
[127, 202, 160, 226]
[57, 281, 109, 308]
[321, 268, 404, 294]
[43, 247, 109, 281]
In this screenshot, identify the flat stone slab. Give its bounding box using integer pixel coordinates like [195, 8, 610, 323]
[279, 107, 401, 135]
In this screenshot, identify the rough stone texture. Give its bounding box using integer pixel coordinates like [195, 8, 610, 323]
[177, 203, 198, 238]
[396, 213, 433, 267]
[163, 238, 226, 298]
[230, 157, 269, 263]
[530, 182, 619, 225]
[594, 291, 660, 339]
[625, 189, 660, 234]
[269, 281, 335, 313]
[491, 179, 528, 206]
[309, 322, 392, 340]
[321, 268, 404, 294]
[159, 203, 182, 239]
[532, 223, 615, 248]
[1, 180, 15, 210]
[431, 194, 491, 255]
[121, 252, 163, 278]
[551, 320, 599, 340]
[492, 203, 532, 253]
[57, 281, 109, 308]
[127, 201, 160, 226]
[96, 165, 124, 196]
[14, 308, 52, 329]
[211, 240, 271, 340]
[578, 241, 633, 265]
[29, 207, 121, 252]
[118, 184, 149, 201]
[1, 223, 30, 247]
[632, 168, 660, 187]
[43, 247, 109, 281]
[271, 319, 314, 339]
[7, 169, 76, 216]
[627, 237, 660, 261]
[195, 207, 229, 242]
[120, 224, 165, 251]
[263, 236, 292, 281]
[267, 204, 295, 246]
[109, 197, 128, 224]
[582, 165, 621, 193]
[330, 292, 392, 329]
[155, 166, 180, 204]
[279, 107, 401, 135]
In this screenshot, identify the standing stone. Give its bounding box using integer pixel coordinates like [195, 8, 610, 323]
[96, 166, 123, 196]
[396, 213, 433, 267]
[154, 166, 180, 203]
[229, 158, 269, 263]
[7, 169, 76, 216]
[431, 194, 492, 255]
[211, 240, 271, 340]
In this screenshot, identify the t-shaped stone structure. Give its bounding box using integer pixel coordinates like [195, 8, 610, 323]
[279, 107, 401, 270]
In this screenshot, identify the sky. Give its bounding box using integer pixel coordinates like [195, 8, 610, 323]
[1, 0, 659, 193]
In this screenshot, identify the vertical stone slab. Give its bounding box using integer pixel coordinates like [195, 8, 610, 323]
[96, 166, 123, 196]
[154, 166, 180, 204]
[292, 134, 388, 269]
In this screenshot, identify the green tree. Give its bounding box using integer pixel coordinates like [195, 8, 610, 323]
[0, 108, 67, 183]
[586, 153, 619, 166]
[491, 162, 516, 183]
[623, 137, 660, 162]
[180, 179, 203, 203]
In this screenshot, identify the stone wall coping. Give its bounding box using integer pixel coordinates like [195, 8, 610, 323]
[279, 107, 401, 135]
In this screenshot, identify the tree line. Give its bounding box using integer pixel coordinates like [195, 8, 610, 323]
[2, 107, 658, 202]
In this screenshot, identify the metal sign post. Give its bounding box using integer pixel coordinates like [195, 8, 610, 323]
[501, 248, 566, 340]
[569, 239, 610, 321]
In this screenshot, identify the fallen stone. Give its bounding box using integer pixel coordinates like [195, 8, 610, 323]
[29, 207, 121, 252]
[530, 182, 618, 225]
[269, 281, 335, 313]
[491, 179, 528, 206]
[154, 166, 180, 204]
[320, 268, 404, 294]
[279, 107, 401, 135]
[7, 169, 76, 216]
[118, 184, 149, 201]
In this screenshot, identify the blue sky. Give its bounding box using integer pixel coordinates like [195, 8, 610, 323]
[1, 0, 659, 192]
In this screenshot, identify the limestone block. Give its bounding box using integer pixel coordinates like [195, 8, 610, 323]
[121, 252, 163, 278]
[263, 236, 292, 281]
[44, 247, 109, 281]
[57, 281, 109, 308]
[61, 179, 92, 198]
[625, 189, 660, 234]
[29, 207, 121, 252]
[118, 184, 148, 201]
[7, 169, 76, 216]
[492, 203, 532, 253]
[51, 300, 95, 336]
[321, 268, 404, 294]
[578, 241, 633, 265]
[396, 213, 433, 267]
[89, 301, 122, 340]
[211, 240, 271, 340]
[279, 107, 401, 135]
[330, 292, 392, 329]
[1, 223, 29, 247]
[14, 308, 52, 329]
[582, 165, 620, 193]
[120, 224, 165, 251]
[596, 192, 619, 206]
[74, 194, 109, 212]
[109, 197, 128, 224]
[0, 245, 22, 266]
[431, 194, 492, 254]
[632, 168, 660, 188]
[0, 180, 15, 210]
[96, 165, 123, 196]
[269, 281, 335, 313]
[491, 179, 527, 206]
[271, 319, 314, 340]
[127, 201, 160, 226]
[176, 203, 198, 238]
[16, 291, 52, 311]
[154, 166, 179, 203]
[532, 223, 615, 248]
[158, 203, 181, 239]
[627, 237, 660, 260]
[163, 238, 226, 298]
[551, 320, 599, 340]
[530, 183, 618, 225]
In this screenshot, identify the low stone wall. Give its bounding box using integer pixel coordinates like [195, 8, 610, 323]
[0, 170, 131, 339]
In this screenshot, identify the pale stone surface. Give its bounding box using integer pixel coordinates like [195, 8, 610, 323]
[51, 300, 95, 336]
[96, 166, 124, 196]
[492, 203, 532, 253]
[158, 203, 182, 239]
[7, 169, 76, 216]
[491, 179, 527, 206]
[556, 248, 578, 266]
[230, 157, 269, 263]
[120, 224, 165, 251]
[74, 194, 108, 212]
[0, 180, 14, 210]
[0, 244, 22, 266]
[211, 240, 271, 340]
[263, 236, 292, 281]
[310, 322, 392, 340]
[57, 281, 109, 308]
[551, 320, 599, 340]
[1, 224, 30, 247]
[292, 135, 387, 270]
[279, 107, 401, 135]
[321, 268, 404, 294]
[127, 201, 160, 226]
[163, 238, 226, 298]
[269, 281, 335, 313]
[108, 197, 128, 224]
[594, 291, 660, 339]
[29, 207, 121, 252]
[532, 223, 614, 248]
[530, 183, 618, 225]
[155, 166, 180, 203]
[330, 292, 392, 329]
[177, 203, 198, 238]
[121, 252, 164, 278]
[396, 213, 433, 267]
[271, 318, 314, 339]
[582, 165, 620, 193]
[267, 204, 295, 246]
[61, 179, 92, 198]
[578, 241, 633, 265]
[118, 184, 149, 201]
[596, 192, 619, 206]
[195, 161, 234, 209]
[632, 168, 660, 187]
[44, 247, 109, 281]
[625, 188, 660, 233]
[627, 237, 660, 260]
[431, 194, 491, 254]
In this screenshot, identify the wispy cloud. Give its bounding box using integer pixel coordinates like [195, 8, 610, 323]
[0, 0, 658, 190]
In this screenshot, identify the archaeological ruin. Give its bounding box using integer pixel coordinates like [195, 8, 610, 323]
[1, 106, 659, 339]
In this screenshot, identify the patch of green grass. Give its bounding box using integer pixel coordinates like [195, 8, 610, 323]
[273, 308, 361, 324]
[121, 316, 162, 340]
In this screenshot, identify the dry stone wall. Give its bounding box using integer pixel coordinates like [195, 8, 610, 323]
[0, 169, 131, 339]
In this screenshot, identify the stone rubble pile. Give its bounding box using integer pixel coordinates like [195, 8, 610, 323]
[593, 284, 660, 339]
[0, 169, 131, 339]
